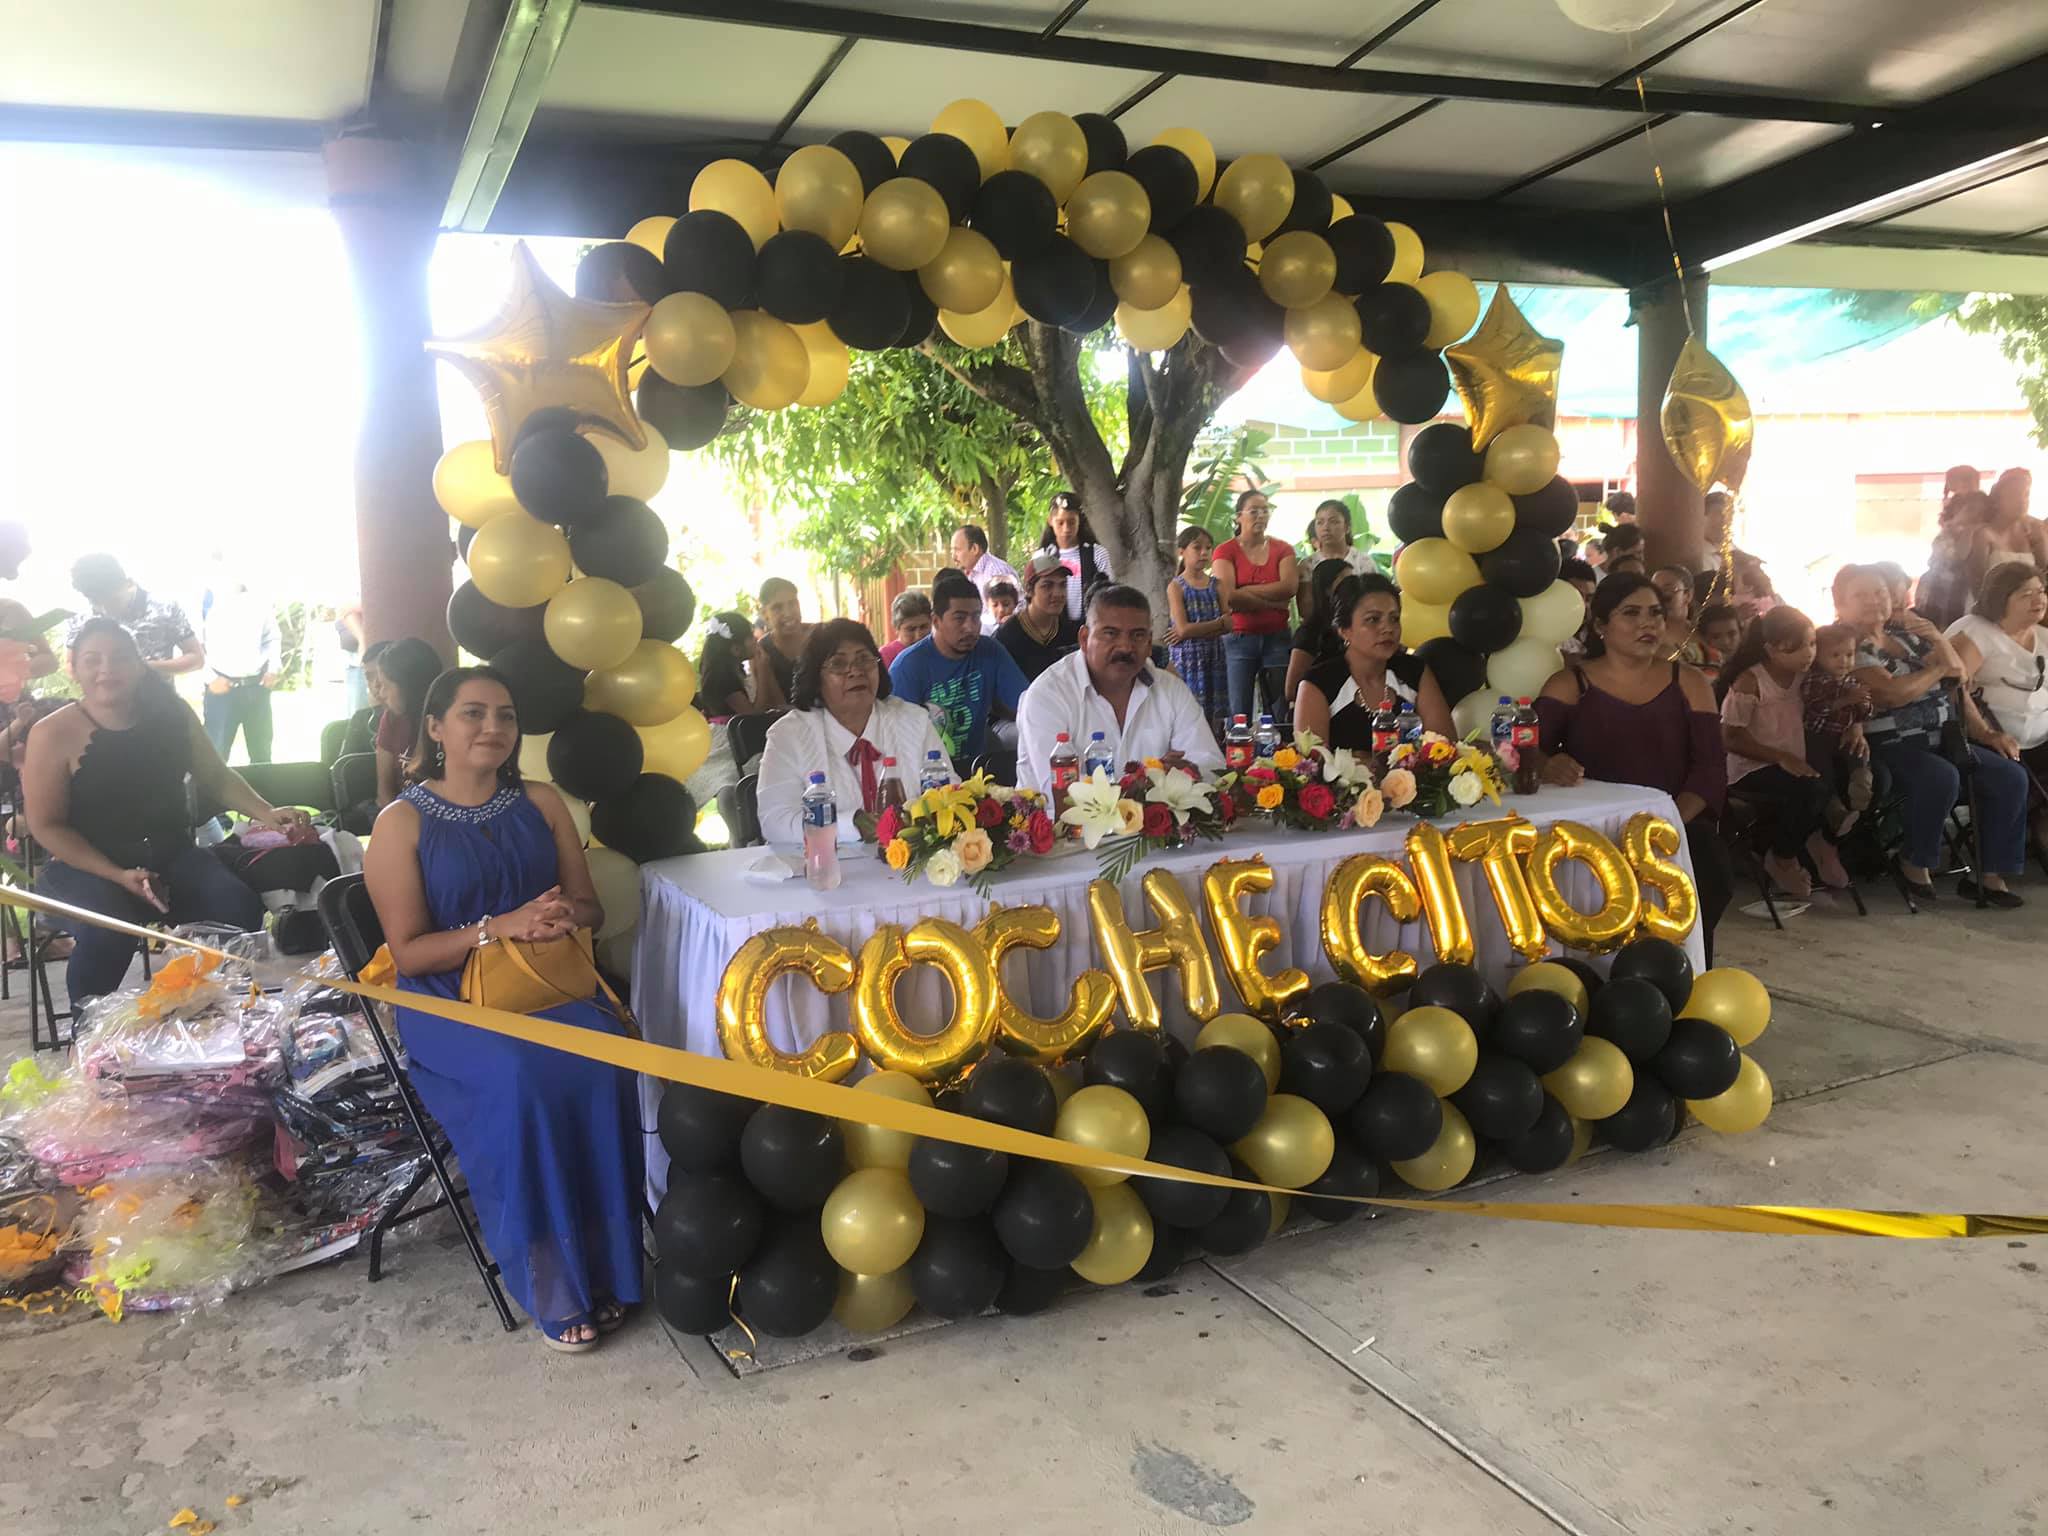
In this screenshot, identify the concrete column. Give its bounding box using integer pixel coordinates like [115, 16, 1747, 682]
[325, 136, 453, 659]
[1630, 271, 1711, 572]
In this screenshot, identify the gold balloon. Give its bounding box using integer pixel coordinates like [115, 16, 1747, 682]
[1686, 1051, 1772, 1133]
[545, 576, 643, 671]
[1055, 1084, 1151, 1188]
[821, 1167, 925, 1276]
[1568, 1112, 1594, 1164]
[1393, 538, 1480, 606]
[1086, 873, 1220, 1032]
[1446, 284, 1564, 451]
[714, 925, 859, 1081]
[842, 1069, 932, 1170]
[919, 227, 1005, 314]
[1334, 376, 1382, 423]
[859, 177, 951, 272]
[1441, 483, 1517, 555]
[1267, 1191, 1291, 1237]
[1047, 1063, 1082, 1107]
[1386, 221, 1425, 284]
[833, 1265, 916, 1333]
[1506, 960, 1589, 1019]
[1213, 153, 1295, 241]
[690, 158, 778, 249]
[1260, 231, 1337, 310]
[587, 420, 670, 503]
[625, 215, 675, 258]
[853, 919, 997, 1083]
[1116, 290, 1191, 352]
[1009, 110, 1089, 202]
[1661, 333, 1754, 494]
[1302, 346, 1375, 404]
[774, 143, 865, 251]
[585, 639, 696, 726]
[1284, 293, 1362, 372]
[518, 732, 553, 780]
[939, 288, 1019, 349]
[794, 320, 850, 407]
[1381, 1005, 1478, 1096]
[1195, 1012, 1283, 1093]
[1067, 171, 1151, 260]
[881, 134, 909, 162]
[1622, 812, 1700, 945]
[1391, 1100, 1475, 1192]
[975, 905, 1116, 1065]
[1405, 821, 1476, 968]
[1447, 817, 1547, 961]
[1402, 598, 1451, 646]
[434, 440, 519, 529]
[1109, 234, 1182, 312]
[1320, 852, 1421, 996]
[722, 310, 810, 411]
[586, 844, 638, 938]
[1527, 820, 1643, 954]
[426, 241, 648, 473]
[638, 705, 711, 783]
[1541, 1036, 1634, 1120]
[644, 291, 737, 387]
[1679, 967, 1771, 1046]
[1200, 859, 1310, 1024]
[468, 512, 572, 609]
[1415, 269, 1481, 348]
[1331, 194, 1354, 222]
[1071, 1181, 1154, 1286]
[1151, 127, 1217, 200]
[1231, 1093, 1336, 1189]
[1484, 423, 1562, 497]
[932, 97, 1010, 180]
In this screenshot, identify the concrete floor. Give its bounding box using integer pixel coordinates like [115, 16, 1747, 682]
[4, 887, 2045, 1536]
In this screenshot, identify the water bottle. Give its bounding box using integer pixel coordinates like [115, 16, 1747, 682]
[876, 756, 907, 813]
[1254, 713, 1280, 760]
[1512, 698, 1542, 795]
[919, 749, 951, 795]
[801, 772, 841, 891]
[1370, 696, 1399, 759]
[1083, 730, 1115, 780]
[1049, 733, 1079, 814]
[1489, 696, 1517, 752]
[1397, 699, 1421, 743]
[1223, 714, 1254, 772]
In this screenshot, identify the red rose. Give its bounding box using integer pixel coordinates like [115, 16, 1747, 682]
[1027, 809, 1056, 854]
[1218, 793, 1237, 825]
[874, 805, 902, 844]
[1246, 765, 1277, 783]
[1298, 783, 1335, 820]
[976, 796, 1004, 828]
[1142, 802, 1173, 838]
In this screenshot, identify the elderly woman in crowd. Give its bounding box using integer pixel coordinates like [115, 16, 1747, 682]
[1946, 560, 2048, 860]
[1833, 563, 2027, 905]
[1292, 573, 1454, 749]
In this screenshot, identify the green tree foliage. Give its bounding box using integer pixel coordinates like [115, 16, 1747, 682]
[1178, 426, 1272, 543]
[1956, 294, 2048, 447]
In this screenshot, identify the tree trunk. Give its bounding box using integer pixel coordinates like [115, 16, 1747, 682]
[978, 472, 1012, 563]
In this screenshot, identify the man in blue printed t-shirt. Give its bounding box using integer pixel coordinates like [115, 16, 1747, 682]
[887, 568, 1028, 770]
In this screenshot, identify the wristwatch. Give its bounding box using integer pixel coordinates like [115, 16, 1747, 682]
[475, 917, 496, 948]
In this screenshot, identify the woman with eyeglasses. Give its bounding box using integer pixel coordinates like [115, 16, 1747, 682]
[1947, 561, 2048, 856]
[755, 618, 948, 847]
[1291, 574, 1454, 750]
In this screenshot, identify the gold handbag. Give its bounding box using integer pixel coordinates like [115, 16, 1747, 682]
[359, 929, 628, 1022]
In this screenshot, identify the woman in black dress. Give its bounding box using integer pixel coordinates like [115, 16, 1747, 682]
[1292, 573, 1455, 748]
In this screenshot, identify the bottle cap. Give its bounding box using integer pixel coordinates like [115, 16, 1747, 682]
[808, 771, 826, 784]
[1090, 730, 1105, 740]
[1233, 714, 1248, 724]
[883, 756, 897, 766]
[1517, 696, 1532, 705]
[1498, 696, 1512, 705]
[1055, 732, 1070, 742]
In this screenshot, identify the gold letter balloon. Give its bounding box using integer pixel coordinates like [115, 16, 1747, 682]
[1621, 812, 1700, 944]
[1319, 852, 1421, 995]
[852, 919, 996, 1083]
[1201, 859, 1310, 1024]
[974, 905, 1117, 1065]
[714, 925, 860, 1082]
[1526, 821, 1643, 954]
[1086, 873, 1221, 1032]
[1446, 816, 1546, 961]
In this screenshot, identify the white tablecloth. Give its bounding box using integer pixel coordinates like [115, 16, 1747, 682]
[631, 781, 1702, 1202]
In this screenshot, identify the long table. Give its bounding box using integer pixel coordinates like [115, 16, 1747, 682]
[632, 780, 1702, 1203]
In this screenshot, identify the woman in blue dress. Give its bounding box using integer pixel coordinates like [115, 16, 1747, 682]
[363, 665, 643, 1352]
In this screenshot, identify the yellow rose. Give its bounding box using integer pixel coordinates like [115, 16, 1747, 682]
[884, 837, 912, 870]
[1255, 783, 1285, 811]
[1272, 746, 1301, 771]
[953, 827, 993, 874]
[1116, 798, 1145, 835]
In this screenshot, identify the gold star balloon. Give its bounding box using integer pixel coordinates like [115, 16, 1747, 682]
[1445, 285, 1564, 450]
[426, 240, 650, 472]
[1660, 334, 1753, 495]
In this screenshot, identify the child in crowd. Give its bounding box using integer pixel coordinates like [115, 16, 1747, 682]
[1718, 607, 1842, 894]
[1556, 557, 1598, 659]
[985, 580, 1019, 629]
[1698, 603, 1742, 675]
[878, 591, 932, 667]
[1801, 621, 1874, 840]
[1164, 525, 1228, 742]
[1729, 554, 1777, 624]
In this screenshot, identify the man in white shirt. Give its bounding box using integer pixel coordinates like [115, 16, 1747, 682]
[1016, 584, 1223, 796]
[952, 524, 1020, 635]
[201, 572, 282, 764]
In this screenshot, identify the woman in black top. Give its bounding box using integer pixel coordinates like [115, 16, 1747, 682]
[1035, 491, 1112, 621]
[994, 554, 1081, 682]
[26, 619, 305, 999]
[1292, 573, 1455, 749]
[1283, 558, 1355, 709]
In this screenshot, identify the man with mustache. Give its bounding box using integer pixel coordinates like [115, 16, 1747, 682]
[1016, 584, 1223, 798]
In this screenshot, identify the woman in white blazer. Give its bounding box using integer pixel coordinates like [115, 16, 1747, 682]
[756, 618, 951, 846]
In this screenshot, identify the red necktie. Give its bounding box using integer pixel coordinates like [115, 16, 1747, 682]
[846, 738, 882, 814]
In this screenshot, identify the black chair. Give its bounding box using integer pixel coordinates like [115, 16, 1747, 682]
[318, 718, 349, 769]
[331, 752, 379, 835]
[716, 773, 762, 848]
[315, 874, 517, 1331]
[727, 710, 782, 775]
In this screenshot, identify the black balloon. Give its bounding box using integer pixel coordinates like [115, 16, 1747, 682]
[1387, 481, 1447, 546]
[1325, 214, 1396, 295]
[634, 566, 696, 642]
[509, 428, 608, 526]
[1292, 980, 1386, 1064]
[1280, 1022, 1372, 1115]
[1490, 988, 1584, 1074]
[1083, 1030, 1173, 1120]
[1586, 976, 1674, 1064]
[1125, 144, 1199, 231]
[590, 773, 699, 862]
[1275, 168, 1333, 236]
[1448, 583, 1523, 654]
[1356, 282, 1433, 355]
[1195, 1159, 1273, 1257]
[1074, 112, 1127, 175]
[1067, 260, 1117, 337]
[1612, 936, 1696, 1014]
[517, 406, 586, 445]
[829, 129, 897, 195]
[909, 1137, 1009, 1219]
[964, 1058, 1058, 1135]
[653, 1259, 733, 1334]
[1598, 1076, 1677, 1152]
[547, 708, 644, 802]
[1347, 1070, 1444, 1162]
[657, 1080, 753, 1172]
[909, 1216, 1008, 1319]
[735, 1218, 838, 1337]
[577, 240, 667, 304]
[457, 521, 478, 564]
[1133, 1224, 1189, 1282]
[992, 1162, 1094, 1268]
[895, 280, 939, 347]
[899, 132, 981, 222]
[1451, 1053, 1545, 1140]
[1298, 1140, 1381, 1223]
[1514, 475, 1582, 540]
[569, 495, 669, 586]
[449, 580, 543, 659]
[490, 635, 587, 736]
[1408, 422, 1484, 493]
[1172, 1046, 1268, 1144]
[1415, 636, 1488, 713]
[739, 1104, 844, 1212]
[1652, 1018, 1742, 1100]
[753, 229, 844, 326]
[1480, 526, 1564, 599]
[1189, 265, 1271, 350]
[663, 209, 754, 309]
[635, 374, 728, 450]
[1374, 349, 1452, 424]
[1132, 1125, 1232, 1229]
[1501, 1093, 1576, 1173]
[1220, 330, 1284, 370]
[1410, 964, 1501, 1033]
[653, 1172, 764, 1277]
[828, 256, 914, 351]
[1013, 236, 1097, 328]
[1166, 205, 1248, 288]
[994, 1260, 1070, 1316]
[971, 169, 1059, 261]
[1557, 957, 1607, 1003]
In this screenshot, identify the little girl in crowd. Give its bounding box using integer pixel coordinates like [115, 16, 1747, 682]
[1802, 622, 1875, 839]
[1165, 526, 1229, 742]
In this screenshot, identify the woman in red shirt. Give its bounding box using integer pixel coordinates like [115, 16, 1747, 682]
[1211, 489, 1298, 725]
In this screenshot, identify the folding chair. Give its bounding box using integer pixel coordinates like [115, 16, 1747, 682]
[330, 752, 379, 836]
[714, 772, 762, 848]
[727, 710, 782, 775]
[316, 874, 517, 1331]
[1719, 792, 1789, 930]
[318, 718, 349, 770]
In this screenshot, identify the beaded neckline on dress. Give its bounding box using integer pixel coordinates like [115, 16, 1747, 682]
[402, 783, 521, 824]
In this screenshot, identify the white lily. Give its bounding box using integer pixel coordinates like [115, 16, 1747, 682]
[1143, 766, 1214, 825]
[1320, 746, 1375, 791]
[1058, 769, 1127, 849]
[1290, 727, 1325, 757]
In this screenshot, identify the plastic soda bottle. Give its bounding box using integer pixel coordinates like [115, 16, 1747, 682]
[1049, 732, 1079, 813]
[1224, 714, 1254, 771]
[801, 772, 840, 891]
[1254, 713, 1280, 759]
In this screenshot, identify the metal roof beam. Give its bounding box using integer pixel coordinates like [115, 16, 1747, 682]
[441, 0, 581, 232]
[0, 104, 324, 152]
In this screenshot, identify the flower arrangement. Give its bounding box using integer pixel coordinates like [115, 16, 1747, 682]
[1381, 731, 1507, 818]
[1214, 734, 1387, 835]
[1062, 760, 1228, 884]
[872, 772, 1053, 892]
